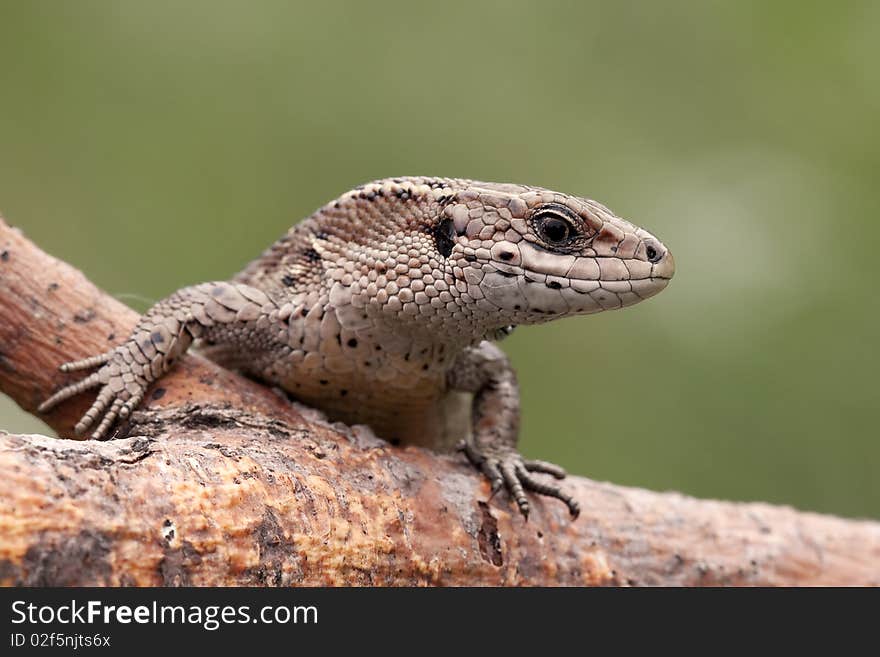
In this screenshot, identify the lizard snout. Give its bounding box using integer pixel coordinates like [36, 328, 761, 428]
[642, 237, 675, 281]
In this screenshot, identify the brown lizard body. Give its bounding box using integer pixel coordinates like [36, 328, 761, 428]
[39, 177, 675, 518]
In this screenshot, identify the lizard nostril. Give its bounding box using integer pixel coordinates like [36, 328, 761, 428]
[645, 242, 663, 264]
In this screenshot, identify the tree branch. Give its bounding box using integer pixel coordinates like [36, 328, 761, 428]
[1, 215, 878, 586]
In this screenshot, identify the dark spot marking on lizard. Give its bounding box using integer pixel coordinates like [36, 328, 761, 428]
[0, 250, 8, 262]
[73, 308, 96, 323]
[497, 271, 517, 278]
[477, 502, 504, 567]
[300, 308, 308, 317]
[107, 333, 116, 342]
[375, 344, 381, 351]
[303, 248, 321, 263]
[319, 379, 328, 385]
[21, 529, 113, 586]
[514, 305, 521, 310]
[433, 217, 456, 258]
[159, 539, 203, 586]
[282, 274, 296, 287]
[464, 254, 477, 263]
[151, 331, 164, 344]
[347, 338, 358, 348]
[421, 364, 429, 371]
[546, 281, 562, 290]
[340, 389, 348, 397]
[498, 251, 515, 261]
[47, 282, 59, 293]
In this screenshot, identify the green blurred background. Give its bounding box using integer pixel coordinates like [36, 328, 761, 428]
[1, 1, 877, 518]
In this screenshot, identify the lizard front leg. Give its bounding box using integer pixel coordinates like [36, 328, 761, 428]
[449, 341, 580, 519]
[39, 281, 282, 439]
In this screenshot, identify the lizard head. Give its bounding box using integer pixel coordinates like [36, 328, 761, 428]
[436, 180, 674, 330]
[312, 177, 673, 345]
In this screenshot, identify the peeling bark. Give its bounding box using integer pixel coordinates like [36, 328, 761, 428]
[1, 215, 879, 586]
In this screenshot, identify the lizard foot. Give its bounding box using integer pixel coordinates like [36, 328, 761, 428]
[38, 348, 153, 440]
[458, 441, 580, 520]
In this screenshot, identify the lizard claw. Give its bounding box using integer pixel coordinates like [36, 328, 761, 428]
[40, 348, 152, 440]
[461, 443, 580, 520]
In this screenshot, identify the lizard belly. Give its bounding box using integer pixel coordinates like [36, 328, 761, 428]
[271, 366, 470, 452]
[199, 309, 471, 451]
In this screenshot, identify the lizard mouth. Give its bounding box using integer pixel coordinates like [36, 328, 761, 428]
[486, 257, 674, 285]
[477, 252, 674, 318]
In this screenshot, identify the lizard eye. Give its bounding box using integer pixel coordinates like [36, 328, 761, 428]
[533, 211, 575, 245]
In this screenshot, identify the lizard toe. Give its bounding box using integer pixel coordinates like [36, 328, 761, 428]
[523, 459, 567, 480]
[516, 463, 580, 518]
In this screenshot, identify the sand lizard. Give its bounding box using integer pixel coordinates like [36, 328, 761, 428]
[39, 177, 675, 519]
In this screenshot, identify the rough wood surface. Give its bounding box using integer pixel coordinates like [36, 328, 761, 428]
[1, 215, 878, 586]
